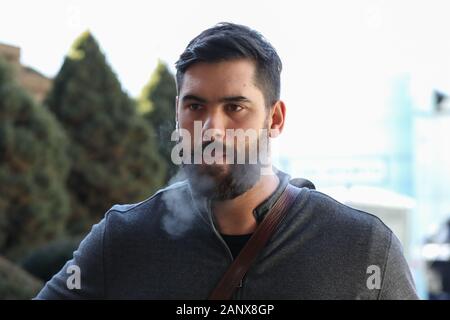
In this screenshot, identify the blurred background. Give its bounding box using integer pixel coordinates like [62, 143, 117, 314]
[1, 0, 450, 299]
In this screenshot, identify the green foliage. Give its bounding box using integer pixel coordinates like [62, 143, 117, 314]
[20, 236, 82, 282]
[0, 57, 71, 260]
[46, 31, 166, 234]
[138, 60, 178, 181]
[0, 255, 43, 299]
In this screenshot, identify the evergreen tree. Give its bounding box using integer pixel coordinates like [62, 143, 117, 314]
[46, 31, 166, 234]
[0, 57, 70, 259]
[138, 61, 177, 181]
[0, 255, 43, 299]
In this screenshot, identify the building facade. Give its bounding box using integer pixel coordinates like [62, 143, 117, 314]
[0, 42, 52, 103]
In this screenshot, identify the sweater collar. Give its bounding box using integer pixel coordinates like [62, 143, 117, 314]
[252, 168, 291, 223]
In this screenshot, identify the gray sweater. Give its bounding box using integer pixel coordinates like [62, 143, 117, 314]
[35, 171, 418, 299]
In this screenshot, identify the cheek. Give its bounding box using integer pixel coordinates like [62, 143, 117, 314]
[239, 108, 268, 128]
[178, 111, 195, 131]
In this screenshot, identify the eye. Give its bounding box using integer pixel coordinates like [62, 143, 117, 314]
[226, 104, 244, 112]
[188, 103, 203, 111]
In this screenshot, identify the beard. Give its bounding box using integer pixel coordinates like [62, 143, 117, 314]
[182, 134, 268, 201]
[183, 161, 262, 201]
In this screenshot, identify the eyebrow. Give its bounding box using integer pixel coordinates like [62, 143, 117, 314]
[181, 94, 252, 104]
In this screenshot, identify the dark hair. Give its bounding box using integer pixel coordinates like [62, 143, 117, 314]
[175, 22, 282, 107]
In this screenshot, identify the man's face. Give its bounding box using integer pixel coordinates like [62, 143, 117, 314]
[176, 59, 270, 200]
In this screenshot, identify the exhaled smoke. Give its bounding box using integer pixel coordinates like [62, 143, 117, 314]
[160, 162, 261, 239]
[160, 168, 196, 239]
[161, 122, 275, 238]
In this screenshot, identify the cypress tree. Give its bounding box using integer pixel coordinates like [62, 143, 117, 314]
[46, 31, 166, 234]
[138, 61, 177, 181]
[0, 57, 70, 259]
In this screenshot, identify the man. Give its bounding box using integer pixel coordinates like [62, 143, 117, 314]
[36, 22, 418, 299]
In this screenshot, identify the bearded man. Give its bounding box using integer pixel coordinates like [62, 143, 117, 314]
[36, 22, 418, 300]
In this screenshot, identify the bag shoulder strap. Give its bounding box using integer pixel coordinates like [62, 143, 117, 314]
[208, 183, 302, 300]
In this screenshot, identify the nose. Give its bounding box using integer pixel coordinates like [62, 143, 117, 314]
[202, 108, 226, 141]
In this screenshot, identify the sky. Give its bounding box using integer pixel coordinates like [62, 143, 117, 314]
[2, 0, 450, 160]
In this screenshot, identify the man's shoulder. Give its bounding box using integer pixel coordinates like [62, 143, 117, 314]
[105, 180, 191, 225]
[304, 189, 393, 241]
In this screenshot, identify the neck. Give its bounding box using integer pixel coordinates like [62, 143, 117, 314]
[212, 167, 280, 235]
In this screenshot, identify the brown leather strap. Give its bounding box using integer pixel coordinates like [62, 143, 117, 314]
[208, 183, 301, 300]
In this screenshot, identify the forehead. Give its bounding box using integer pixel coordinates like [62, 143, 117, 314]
[179, 59, 260, 98]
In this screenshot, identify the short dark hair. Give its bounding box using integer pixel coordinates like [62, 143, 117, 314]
[175, 22, 282, 107]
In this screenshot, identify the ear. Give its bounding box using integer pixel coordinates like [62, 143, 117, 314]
[269, 100, 286, 138]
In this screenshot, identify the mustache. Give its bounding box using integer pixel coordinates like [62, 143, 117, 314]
[188, 140, 229, 156]
[175, 133, 269, 166]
